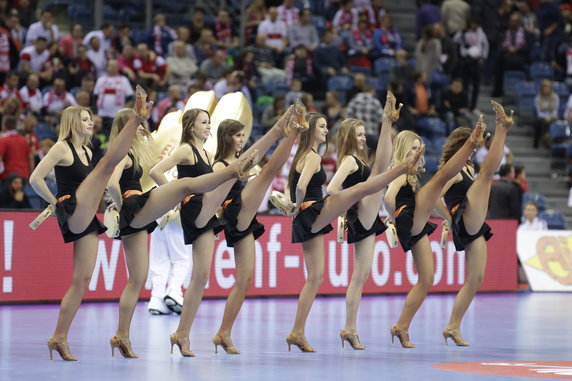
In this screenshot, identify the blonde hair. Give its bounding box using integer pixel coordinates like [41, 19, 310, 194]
[336, 118, 368, 167]
[389, 130, 424, 190]
[108, 108, 154, 173]
[58, 106, 93, 146]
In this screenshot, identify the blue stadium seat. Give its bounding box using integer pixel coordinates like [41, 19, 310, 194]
[503, 70, 526, 97]
[432, 136, 447, 154]
[518, 95, 536, 123]
[416, 117, 447, 139]
[349, 66, 372, 75]
[539, 210, 566, 230]
[374, 57, 396, 76]
[530, 62, 554, 81]
[522, 192, 546, 212]
[515, 81, 536, 97]
[549, 121, 571, 140]
[24, 185, 42, 209]
[327, 75, 352, 104]
[423, 155, 440, 173]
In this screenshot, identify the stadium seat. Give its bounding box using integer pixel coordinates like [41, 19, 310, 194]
[517, 95, 536, 123]
[432, 136, 447, 154]
[539, 210, 566, 230]
[349, 66, 372, 75]
[522, 192, 546, 212]
[515, 81, 536, 97]
[423, 155, 439, 173]
[503, 70, 526, 97]
[549, 121, 571, 141]
[373, 57, 396, 76]
[530, 62, 554, 82]
[416, 117, 447, 139]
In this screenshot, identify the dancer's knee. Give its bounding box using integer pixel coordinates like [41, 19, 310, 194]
[235, 274, 253, 293]
[72, 273, 93, 291]
[191, 270, 210, 288]
[417, 273, 434, 291]
[466, 272, 484, 291]
[306, 271, 324, 289]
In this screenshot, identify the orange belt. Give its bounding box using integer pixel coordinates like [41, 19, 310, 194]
[122, 190, 143, 199]
[222, 199, 232, 209]
[300, 200, 316, 211]
[56, 194, 71, 204]
[182, 194, 195, 205]
[450, 203, 460, 216]
[394, 205, 406, 219]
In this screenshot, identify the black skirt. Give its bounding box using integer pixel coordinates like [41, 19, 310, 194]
[449, 198, 493, 251]
[395, 203, 437, 252]
[180, 194, 225, 245]
[292, 198, 333, 243]
[222, 197, 265, 247]
[346, 204, 387, 244]
[56, 193, 107, 243]
[118, 189, 158, 237]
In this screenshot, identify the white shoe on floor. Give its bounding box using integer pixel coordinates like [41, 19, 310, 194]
[148, 296, 171, 315]
[164, 290, 183, 314]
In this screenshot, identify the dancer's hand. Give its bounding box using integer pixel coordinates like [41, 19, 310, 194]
[294, 99, 309, 130]
[470, 115, 488, 148]
[276, 105, 296, 136]
[383, 91, 403, 122]
[134, 85, 153, 120]
[491, 100, 514, 129]
[403, 144, 425, 175]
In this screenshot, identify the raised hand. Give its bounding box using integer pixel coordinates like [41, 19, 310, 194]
[294, 99, 309, 130]
[470, 115, 487, 148]
[491, 100, 514, 129]
[276, 105, 297, 136]
[134, 85, 153, 120]
[383, 91, 403, 122]
[403, 144, 425, 175]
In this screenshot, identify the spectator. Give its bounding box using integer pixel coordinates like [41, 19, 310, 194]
[19, 73, 42, 115]
[75, 90, 91, 108]
[333, 0, 359, 33]
[442, 77, 472, 132]
[245, 0, 266, 44]
[83, 24, 114, 53]
[80, 76, 97, 110]
[536, 0, 565, 62]
[345, 85, 383, 149]
[0, 71, 22, 107]
[441, 0, 469, 35]
[363, 0, 387, 28]
[488, 163, 521, 220]
[288, 9, 319, 52]
[248, 34, 286, 83]
[117, 44, 137, 82]
[474, 134, 513, 174]
[407, 70, 438, 118]
[58, 24, 83, 58]
[232, 50, 258, 89]
[214, 9, 239, 51]
[258, 7, 288, 59]
[285, 78, 303, 105]
[533, 79, 559, 148]
[471, 0, 506, 83]
[347, 72, 367, 101]
[134, 43, 169, 88]
[453, 18, 488, 111]
[16, 0, 34, 29]
[200, 49, 228, 82]
[0, 115, 33, 182]
[0, 173, 31, 209]
[21, 113, 39, 156]
[25, 9, 58, 46]
[515, 0, 539, 37]
[285, 44, 315, 88]
[18, 36, 49, 76]
[518, 201, 548, 230]
[415, 25, 442, 82]
[390, 49, 415, 87]
[187, 71, 213, 91]
[515, 165, 529, 193]
[167, 26, 196, 59]
[372, 14, 403, 58]
[86, 36, 107, 77]
[261, 94, 286, 132]
[313, 29, 348, 83]
[112, 24, 135, 54]
[194, 27, 217, 64]
[416, 0, 442, 39]
[189, 7, 212, 44]
[93, 59, 134, 132]
[4, 9, 24, 53]
[322, 90, 345, 129]
[493, 12, 533, 97]
[214, 70, 252, 107]
[347, 16, 374, 68]
[0, 96, 21, 126]
[434, 22, 458, 77]
[300, 92, 317, 113]
[155, 84, 185, 125]
[89, 115, 107, 165]
[167, 40, 199, 87]
[146, 13, 177, 57]
[0, 14, 19, 82]
[277, 0, 300, 27]
[42, 77, 77, 118]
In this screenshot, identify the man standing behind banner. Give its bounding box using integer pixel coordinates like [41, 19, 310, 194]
[94, 59, 134, 134]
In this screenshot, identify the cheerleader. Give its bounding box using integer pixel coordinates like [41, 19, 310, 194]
[326, 92, 401, 349]
[105, 108, 258, 358]
[437, 102, 513, 346]
[150, 106, 297, 357]
[29, 87, 150, 361]
[210, 114, 302, 354]
[384, 119, 486, 348]
[285, 113, 421, 352]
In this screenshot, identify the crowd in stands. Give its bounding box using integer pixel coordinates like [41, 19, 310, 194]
[0, 0, 570, 229]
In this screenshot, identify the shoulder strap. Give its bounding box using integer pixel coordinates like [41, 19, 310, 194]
[203, 149, 212, 166]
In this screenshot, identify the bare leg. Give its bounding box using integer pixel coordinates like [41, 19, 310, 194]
[215, 235, 255, 347]
[236, 130, 299, 231]
[344, 235, 375, 331]
[69, 114, 143, 234]
[195, 179, 239, 228]
[51, 233, 99, 341]
[175, 231, 215, 337]
[290, 236, 325, 337]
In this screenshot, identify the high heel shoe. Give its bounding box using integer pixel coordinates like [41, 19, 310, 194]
[389, 326, 415, 348]
[340, 329, 365, 350]
[236, 150, 260, 180]
[109, 335, 139, 358]
[285, 334, 316, 353]
[169, 333, 195, 357]
[442, 328, 469, 346]
[47, 337, 78, 361]
[212, 333, 240, 354]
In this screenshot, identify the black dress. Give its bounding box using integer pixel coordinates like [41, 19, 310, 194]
[394, 181, 437, 252]
[290, 163, 333, 243]
[178, 145, 225, 245]
[54, 141, 107, 243]
[444, 167, 493, 251]
[117, 153, 158, 237]
[341, 156, 387, 243]
[217, 159, 265, 247]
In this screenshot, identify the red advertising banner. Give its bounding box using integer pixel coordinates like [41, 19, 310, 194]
[0, 212, 517, 303]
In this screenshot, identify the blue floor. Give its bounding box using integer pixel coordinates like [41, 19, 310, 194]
[1, 292, 571, 380]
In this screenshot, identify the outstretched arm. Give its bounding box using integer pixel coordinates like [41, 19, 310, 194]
[106, 156, 128, 208]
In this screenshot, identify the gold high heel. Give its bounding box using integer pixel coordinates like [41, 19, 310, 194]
[109, 335, 139, 358]
[442, 328, 469, 346]
[340, 329, 365, 350]
[389, 326, 415, 348]
[285, 334, 316, 353]
[212, 333, 240, 354]
[169, 333, 195, 357]
[47, 337, 78, 361]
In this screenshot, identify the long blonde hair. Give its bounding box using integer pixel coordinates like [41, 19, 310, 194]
[58, 106, 93, 146]
[336, 118, 368, 167]
[389, 130, 424, 190]
[108, 108, 154, 173]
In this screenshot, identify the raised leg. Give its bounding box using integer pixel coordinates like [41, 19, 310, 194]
[344, 235, 375, 331]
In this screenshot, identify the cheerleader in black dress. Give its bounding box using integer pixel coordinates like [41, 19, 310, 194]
[105, 109, 251, 358]
[384, 120, 487, 348]
[436, 101, 513, 346]
[29, 88, 151, 361]
[285, 113, 420, 352]
[326, 93, 403, 350]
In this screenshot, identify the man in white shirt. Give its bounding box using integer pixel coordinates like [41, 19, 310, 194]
[94, 59, 134, 120]
[43, 77, 77, 116]
[518, 201, 548, 231]
[86, 36, 107, 77]
[83, 24, 114, 53]
[25, 9, 58, 46]
[258, 7, 288, 54]
[277, 0, 300, 27]
[19, 37, 49, 74]
[19, 74, 43, 114]
[0, 72, 22, 107]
